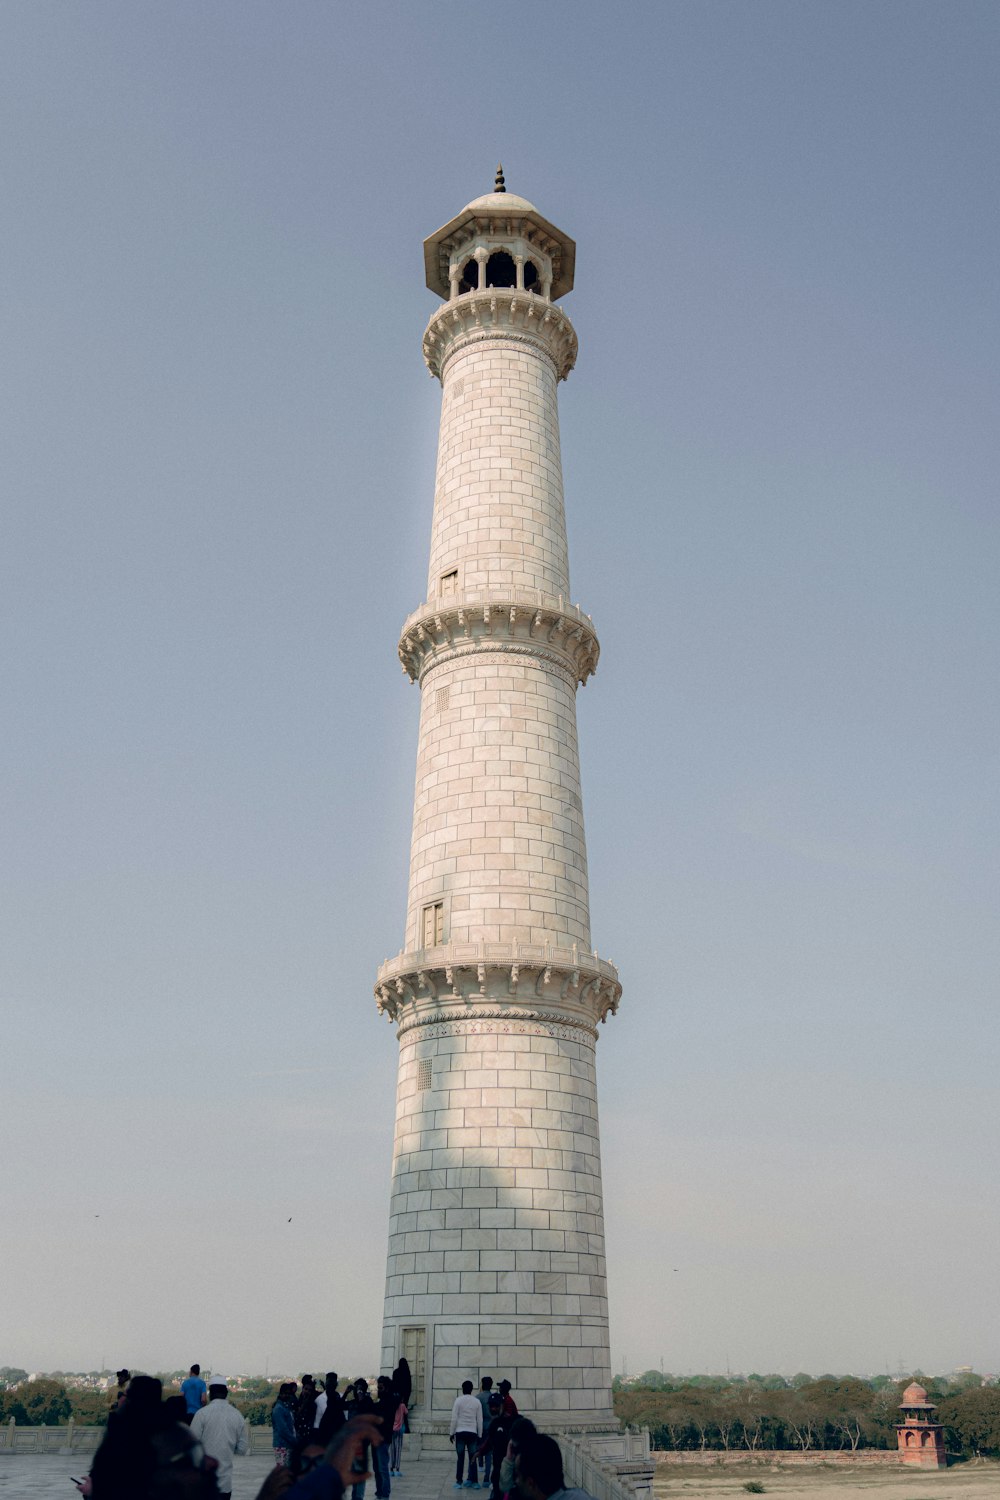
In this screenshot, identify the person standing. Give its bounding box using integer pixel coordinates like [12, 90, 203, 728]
[497, 1380, 517, 1419]
[180, 1364, 207, 1423]
[316, 1373, 346, 1446]
[272, 1382, 298, 1468]
[388, 1388, 407, 1477]
[449, 1380, 483, 1489]
[189, 1376, 248, 1500]
[372, 1376, 397, 1499]
[476, 1394, 511, 1500]
[349, 1380, 377, 1500]
[89, 1375, 162, 1499]
[295, 1375, 319, 1449]
[314, 1374, 330, 1432]
[475, 1378, 495, 1489]
[391, 1358, 411, 1409]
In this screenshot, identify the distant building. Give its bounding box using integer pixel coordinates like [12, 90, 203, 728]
[896, 1381, 946, 1467]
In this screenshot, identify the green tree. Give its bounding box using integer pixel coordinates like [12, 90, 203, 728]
[0, 1379, 71, 1426]
[241, 1378, 279, 1400]
[801, 1378, 874, 1451]
[939, 1386, 1000, 1457]
[69, 1390, 111, 1427]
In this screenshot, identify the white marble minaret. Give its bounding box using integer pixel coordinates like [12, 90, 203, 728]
[375, 169, 621, 1430]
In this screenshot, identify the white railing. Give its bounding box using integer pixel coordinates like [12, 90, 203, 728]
[377, 941, 619, 985]
[400, 588, 594, 638]
[0, 1420, 291, 1457]
[0, 1419, 102, 1454]
[561, 1429, 654, 1500]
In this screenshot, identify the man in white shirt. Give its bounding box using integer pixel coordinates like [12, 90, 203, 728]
[449, 1380, 483, 1489]
[190, 1376, 249, 1500]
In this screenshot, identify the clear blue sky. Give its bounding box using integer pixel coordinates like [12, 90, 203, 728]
[2, 0, 997, 1380]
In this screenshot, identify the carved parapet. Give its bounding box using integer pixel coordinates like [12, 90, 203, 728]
[423, 289, 578, 382]
[398, 589, 599, 686]
[374, 941, 622, 1038]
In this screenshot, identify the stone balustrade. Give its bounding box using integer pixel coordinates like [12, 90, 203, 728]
[377, 939, 619, 984]
[0, 1419, 297, 1456]
[398, 589, 600, 687]
[423, 288, 579, 382]
[375, 940, 622, 1033]
[563, 1427, 655, 1500]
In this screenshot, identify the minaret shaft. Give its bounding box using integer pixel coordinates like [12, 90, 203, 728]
[377, 188, 619, 1431]
[428, 340, 570, 598]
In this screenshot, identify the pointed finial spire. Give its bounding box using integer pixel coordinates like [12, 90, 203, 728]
[494, 163, 506, 193]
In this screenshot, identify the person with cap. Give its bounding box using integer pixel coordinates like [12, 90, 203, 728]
[474, 1393, 511, 1500]
[190, 1373, 248, 1500]
[497, 1380, 517, 1419]
[106, 1369, 130, 1424]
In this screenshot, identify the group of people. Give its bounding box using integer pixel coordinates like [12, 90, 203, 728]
[448, 1376, 519, 1497]
[270, 1361, 412, 1499]
[74, 1368, 252, 1499]
[72, 1361, 595, 1500]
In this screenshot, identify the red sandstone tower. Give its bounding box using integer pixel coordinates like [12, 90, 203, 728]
[896, 1382, 946, 1468]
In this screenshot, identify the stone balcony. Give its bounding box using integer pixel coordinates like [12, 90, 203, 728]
[398, 588, 599, 686]
[374, 939, 621, 1036]
[422, 287, 578, 381]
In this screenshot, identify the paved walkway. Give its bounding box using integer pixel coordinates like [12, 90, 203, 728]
[0, 1450, 457, 1499]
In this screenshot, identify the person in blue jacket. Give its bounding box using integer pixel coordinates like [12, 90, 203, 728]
[272, 1383, 298, 1467]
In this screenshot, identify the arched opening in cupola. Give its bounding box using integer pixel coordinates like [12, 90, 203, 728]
[523, 260, 539, 292]
[485, 251, 516, 288]
[458, 259, 479, 294]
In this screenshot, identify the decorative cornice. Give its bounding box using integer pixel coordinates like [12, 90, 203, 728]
[396, 1008, 599, 1044]
[373, 942, 622, 1036]
[398, 590, 599, 687]
[423, 290, 578, 382]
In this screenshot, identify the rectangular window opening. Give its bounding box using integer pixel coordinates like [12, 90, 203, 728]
[417, 1059, 432, 1092]
[439, 569, 458, 597]
[401, 1326, 427, 1407]
[421, 901, 444, 949]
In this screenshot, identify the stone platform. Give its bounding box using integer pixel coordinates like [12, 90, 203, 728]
[0, 1448, 456, 1500]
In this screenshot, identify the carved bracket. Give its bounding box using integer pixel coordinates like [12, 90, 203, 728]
[423, 289, 578, 383]
[399, 591, 599, 687]
[373, 944, 622, 1037]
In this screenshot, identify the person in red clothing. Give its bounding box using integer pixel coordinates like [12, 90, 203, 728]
[497, 1381, 517, 1419]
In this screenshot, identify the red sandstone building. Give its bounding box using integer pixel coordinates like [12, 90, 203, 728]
[896, 1381, 947, 1467]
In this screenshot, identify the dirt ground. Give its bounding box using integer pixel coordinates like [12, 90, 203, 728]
[652, 1458, 1000, 1500]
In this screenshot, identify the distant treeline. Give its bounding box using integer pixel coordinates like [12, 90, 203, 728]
[0, 1377, 327, 1429]
[612, 1374, 1000, 1459]
[6, 1370, 1000, 1455]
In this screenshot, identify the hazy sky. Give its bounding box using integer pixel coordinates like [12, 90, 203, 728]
[2, 0, 997, 1382]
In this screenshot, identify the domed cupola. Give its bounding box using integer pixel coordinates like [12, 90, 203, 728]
[423, 164, 576, 303]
